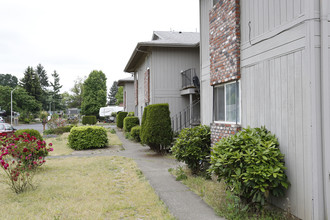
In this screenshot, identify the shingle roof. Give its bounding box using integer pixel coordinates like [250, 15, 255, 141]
[117, 76, 134, 86]
[124, 31, 200, 72]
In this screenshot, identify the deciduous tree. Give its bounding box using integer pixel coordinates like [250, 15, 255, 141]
[81, 70, 107, 116]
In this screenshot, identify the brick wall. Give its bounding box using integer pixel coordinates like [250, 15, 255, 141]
[209, 0, 241, 85]
[144, 69, 150, 104]
[211, 123, 241, 144]
[209, 0, 241, 144]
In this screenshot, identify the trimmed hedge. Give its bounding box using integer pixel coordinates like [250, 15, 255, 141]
[123, 116, 139, 132]
[68, 126, 108, 150]
[209, 126, 290, 208]
[140, 103, 172, 152]
[116, 112, 128, 129]
[82, 116, 97, 125]
[131, 125, 141, 142]
[15, 129, 43, 141]
[171, 125, 211, 174]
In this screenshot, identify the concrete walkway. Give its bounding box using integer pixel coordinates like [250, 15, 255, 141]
[115, 130, 224, 220]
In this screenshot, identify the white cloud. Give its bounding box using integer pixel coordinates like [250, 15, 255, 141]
[0, 0, 199, 92]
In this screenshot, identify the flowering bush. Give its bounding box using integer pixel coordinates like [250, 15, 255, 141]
[47, 117, 66, 130]
[0, 133, 53, 193]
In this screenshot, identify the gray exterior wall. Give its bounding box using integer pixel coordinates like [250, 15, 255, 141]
[123, 82, 134, 113]
[133, 47, 200, 122]
[199, 0, 213, 125]
[240, 0, 329, 219]
[151, 47, 200, 119]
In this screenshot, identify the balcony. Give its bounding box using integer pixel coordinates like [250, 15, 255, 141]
[181, 68, 199, 95]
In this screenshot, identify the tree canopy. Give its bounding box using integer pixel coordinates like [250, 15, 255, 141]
[81, 70, 107, 116]
[0, 74, 18, 88]
[107, 81, 118, 106]
[50, 70, 63, 111]
[115, 86, 123, 105]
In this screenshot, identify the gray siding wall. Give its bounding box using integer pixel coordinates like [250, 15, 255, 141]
[123, 82, 134, 113]
[200, 0, 213, 125]
[151, 47, 200, 118]
[134, 55, 149, 121]
[240, 0, 328, 219]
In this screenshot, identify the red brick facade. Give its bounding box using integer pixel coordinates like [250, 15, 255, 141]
[210, 0, 241, 144]
[144, 69, 150, 104]
[211, 123, 241, 144]
[209, 0, 241, 85]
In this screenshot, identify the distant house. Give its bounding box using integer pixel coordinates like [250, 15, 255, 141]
[199, 0, 330, 219]
[124, 31, 200, 131]
[117, 77, 134, 113]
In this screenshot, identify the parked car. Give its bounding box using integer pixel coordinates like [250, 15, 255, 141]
[0, 116, 4, 123]
[0, 123, 16, 137]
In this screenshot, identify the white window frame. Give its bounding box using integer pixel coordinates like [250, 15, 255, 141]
[213, 80, 241, 124]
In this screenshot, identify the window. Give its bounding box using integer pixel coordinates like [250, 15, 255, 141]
[213, 81, 240, 123]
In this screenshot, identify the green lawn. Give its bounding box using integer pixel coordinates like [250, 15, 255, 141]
[0, 132, 174, 219]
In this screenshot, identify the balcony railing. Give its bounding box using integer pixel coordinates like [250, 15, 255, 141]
[181, 68, 197, 89]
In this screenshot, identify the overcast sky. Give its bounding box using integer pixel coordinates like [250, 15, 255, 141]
[0, 0, 199, 93]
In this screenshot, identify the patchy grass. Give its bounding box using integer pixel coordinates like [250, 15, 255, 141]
[108, 133, 123, 146]
[46, 131, 123, 156]
[170, 167, 291, 220]
[46, 133, 74, 156]
[0, 156, 174, 220]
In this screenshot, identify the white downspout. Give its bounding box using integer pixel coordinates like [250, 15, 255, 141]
[320, 0, 330, 219]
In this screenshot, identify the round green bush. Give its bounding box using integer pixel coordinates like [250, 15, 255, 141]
[68, 126, 108, 150]
[15, 129, 43, 141]
[116, 112, 128, 129]
[140, 104, 172, 152]
[82, 116, 97, 125]
[123, 116, 139, 132]
[209, 126, 290, 208]
[171, 125, 211, 174]
[131, 125, 141, 142]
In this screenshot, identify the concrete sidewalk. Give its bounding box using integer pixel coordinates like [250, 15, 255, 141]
[116, 130, 224, 220]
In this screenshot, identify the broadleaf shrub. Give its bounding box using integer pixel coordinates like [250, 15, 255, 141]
[123, 116, 139, 132]
[140, 104, 172, 152]
[116, 112, 128, 129]
[15, 129, 43, 141]
[82, 116, 97, 125]
[130, 125, 141, 142]
[0, 134, 53, 193]
[209, 126, 290, 208]
[47, 117, 66, 129]
[68, 126, 108, 150]
[43, 125, 75, 135]
[171, 125, 211, 174]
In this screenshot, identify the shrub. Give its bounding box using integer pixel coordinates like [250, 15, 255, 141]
[43, 125, 75, 135]
[15, 129, 43, 141]
[209, 126, 290, 208]
[0, 134, 53, 193]
[127, 112, 134, 116]
[123, 116, 139, 132]
[140, 104, 172, 152]
[116, 112, 128, 129]
[171, 125, 211, 174]
[82, 116, 97, 125]
[68, 126, 108, 150]
[131, 125, 141, 142]
[47, 117, 66, 129]
[110, 128, 116, 134]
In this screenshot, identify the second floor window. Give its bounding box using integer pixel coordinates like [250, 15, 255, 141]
[213, 81, 240, 124]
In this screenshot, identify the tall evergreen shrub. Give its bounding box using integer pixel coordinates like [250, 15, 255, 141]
[116, 112, 128, 129]
[140, 103, 172, 152]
